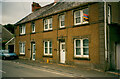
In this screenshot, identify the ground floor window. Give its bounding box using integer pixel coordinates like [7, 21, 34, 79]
[19, 42, 25, 55]
[44, 41, 52, 55]
[74, 38, 89, 58]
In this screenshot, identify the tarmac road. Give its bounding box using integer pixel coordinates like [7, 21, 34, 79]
[1, 59, 119, 79]
[1, 60, 74, 77]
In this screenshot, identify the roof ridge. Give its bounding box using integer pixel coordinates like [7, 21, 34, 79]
[36, 2, 61, 18]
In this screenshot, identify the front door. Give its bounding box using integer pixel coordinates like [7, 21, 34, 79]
[60, 42, 65, 63]
[116, 43, 120, 70]
[32, 43, 36, 60]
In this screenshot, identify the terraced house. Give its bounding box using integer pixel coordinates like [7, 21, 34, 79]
[15, 2, 120, 71]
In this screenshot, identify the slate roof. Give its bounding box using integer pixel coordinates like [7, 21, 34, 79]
[16, 2, 88, 25]
[2, 27, 13, 42]
[16, 3, 55, 25]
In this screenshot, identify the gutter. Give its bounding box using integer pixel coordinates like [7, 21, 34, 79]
[5, 37, 15, 45]
[104, 1, 108, 61]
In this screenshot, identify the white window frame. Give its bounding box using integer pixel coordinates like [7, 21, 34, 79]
[74, 10, 82, 25]
[59, 15, 65, 28]
[32, 22, 35, 33]
[108, 5, 111, 24]
[44, 18, 52, 31]
[20, 24, 26, 35]
[44, 41, 52, 55]
[19, 42, 25, 55]
[74, 38, 89, 58]
[74, 8, 89, 25]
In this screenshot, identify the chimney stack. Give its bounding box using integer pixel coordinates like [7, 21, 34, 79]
[32, 2, 41, 12]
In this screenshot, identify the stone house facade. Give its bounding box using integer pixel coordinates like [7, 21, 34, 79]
[15, 2, 120, 70]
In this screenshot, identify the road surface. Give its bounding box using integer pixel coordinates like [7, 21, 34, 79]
[1, 60, 74, 77]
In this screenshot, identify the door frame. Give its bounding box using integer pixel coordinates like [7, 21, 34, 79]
[31, 42, 36, 60]
[60, 42, 66, 64]
[32, 43, 36, 60]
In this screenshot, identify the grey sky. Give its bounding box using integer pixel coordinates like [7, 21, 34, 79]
[1, 0, 119, 25]
[0, 0, 54, 25]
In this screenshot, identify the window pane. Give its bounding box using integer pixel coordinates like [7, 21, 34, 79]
[49, 18, 52, 28]
[45, 25, 48, 29]
[76, 48, 81, 55]
[49, 24, 52, 28]
[45, 19, 48, 24]
[32, 22, 35, 32]
[45, 42, 48, 47]
[83, 39, 89, 46]
[49, 41, 52, 47]
[23, 43, 25, 53]
[60, 15, 65, 27]
[45, 19, 48, 29]
[23, 25, 25, 34]
[61, 15, 65, 21]
[49, 48, 52, 54]
[49, 18, 52, 24]
[19, 43, 22, 53]
[45, 48, 48, 54]
[75, 11, 81, 24]
[76, 17, 81, 23]
[83, 48, 89, 55]
[76, 11, 80, 17]
[20, 26, 22, 33]
[83, 8, 89, 22]
[61, 21, 65, 26]
[76, 40, 80, 47]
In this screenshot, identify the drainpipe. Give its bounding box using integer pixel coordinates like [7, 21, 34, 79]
[104, 1, 108, 63]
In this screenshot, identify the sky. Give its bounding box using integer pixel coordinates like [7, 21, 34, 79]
[0, 0, 54, 25]
[0, 0, 119, 25]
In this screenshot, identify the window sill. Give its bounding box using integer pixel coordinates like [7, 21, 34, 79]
[43, 55, 53, 58]
[19, 34, 26, 36]
[19, 53, 25, 56]
[59, 27, 66, 30]
[74, 23, 89, 27]
[43, 30, 53, 32]
[73, 57, 90, 60]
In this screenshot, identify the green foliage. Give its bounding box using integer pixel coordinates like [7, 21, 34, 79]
[3, 24, 15, 34]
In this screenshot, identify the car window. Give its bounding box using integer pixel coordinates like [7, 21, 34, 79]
[0, 50, 9, 54]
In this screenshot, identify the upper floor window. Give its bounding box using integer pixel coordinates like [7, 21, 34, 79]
[59, 15, 65, 28]
[108, 5, 111, 24]
[20, 24, 25, 35]
[74, 38, 89, 58]
[31, 22, 35, 33]
[44, 18, 52, 31]
[19, 42, 25, 55]
[74, 8, 89, 25]
[44, 41, 52, 55]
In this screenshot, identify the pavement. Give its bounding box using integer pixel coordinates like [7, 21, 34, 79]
[6, 59, 120, 78]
